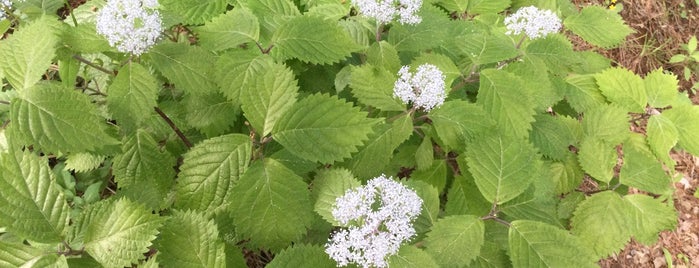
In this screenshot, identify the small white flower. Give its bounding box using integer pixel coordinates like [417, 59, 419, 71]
[326, 175, 423, 268]
[0, 0, 18, 21]
[504, 6, 562, 39]
[96, 0, 162, 55]
[393, 64, 446, 112]
[352, 0, 422, 25]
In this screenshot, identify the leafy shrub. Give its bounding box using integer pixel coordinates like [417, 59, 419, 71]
[0, 0, 697, 267]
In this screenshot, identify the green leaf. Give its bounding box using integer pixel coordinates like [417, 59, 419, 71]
[60, 22, 112, 53]
[465, 133, 541, 204]
[306, 3, 350, 21]
[112, 130, 176, 209]
[565, 74, 607, 113]
[272, 15, 360, 64]
[623, 195, 677, 245]
[183, 91, 240, 137]
[429, 100, 494, 151]
[571, 191, 632, 258]
[148, 43, 218, 95]
[230, 158, 314, 250]
[662, 104, 699, 155]
[175, 134, 252, 214]
[0, 151, 69, 243]
[65, 152, 106, 173]
[415, 137, 434, 171]
[12, 83, 118, 153]
[82, 198, 163, 267]
[564, 6, 633, 48]
[509, 220, 598, 268]
[530, 114, 576, 161]
[194, 8, 260, 51]
[107, 63, 158, 130]
[644, 68, 679, 108]
[367, 41, 401, 73]
[241, 61, 299, 136]
[342, 114, 412, 178]
[273, 93, 378, 163]
[550, 154, 585, 194]
[646, 114, 678, 169]
[423, 215, 484, 267]
[349, 64, 405, 111]
[267, 244, 336, 268]
[388, 245, 439, 268]
[505, 57, 562, 111]
[387, 6, 450, 52]
[457, 32, 519, 66]
[525, 34, 576, 74]
[595, 67, 647, 113]
[477, 69, 535, 138]
[239, 0, 300, 41]
[214, 51, 272, 102]
[467, 0, 510, 14]
[435, 0, 469, 13]
[411, 53, 461, 86]
[445, 173, 492, 217]
[311, 168, 361, 226]
[405, 180, 440, 235]
[160, 0, 227, 25]
[619, 146, 672, 194]
[0, 16, 58, 91]
[582, 104, 629, 145]
[156, 210, 226, 268]
[0, 241, 45, 267]
[578, 138, 617, 183]
[411, 160, 447, 193]
[470, 242, 510, 268]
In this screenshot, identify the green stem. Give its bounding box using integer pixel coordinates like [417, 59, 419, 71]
[72, 55, 114, 76]
[0, 100, 9, 105]
[63, 0, 78, 27]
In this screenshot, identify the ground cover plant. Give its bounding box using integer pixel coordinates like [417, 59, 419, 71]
[0, 0, 698, 267]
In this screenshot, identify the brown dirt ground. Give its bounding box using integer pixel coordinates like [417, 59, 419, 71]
[570, 0, 699, 267]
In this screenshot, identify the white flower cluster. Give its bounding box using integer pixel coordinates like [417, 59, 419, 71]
[393, 64, 446, 112]
[353, 0, 422, 25]
[96, 0, 162, 55]
[504, 6, 562, 39]
[325, 175, 423, 268]
[0, 0, 19, 21]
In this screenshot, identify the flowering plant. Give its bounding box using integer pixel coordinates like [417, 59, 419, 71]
[0, 0, 695, 267]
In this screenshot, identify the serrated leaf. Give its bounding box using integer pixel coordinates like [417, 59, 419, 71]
[306, 3, 350, 21]
[646, 114, 678, 169]
[184, 91, 240, 137]
[60, 22, 112, 53]
[82, 198, 163, 267]
[578, 138, 617, 183]
[230, 158, 314, 250]
[214, 51, 272, 102]
[0, 151, 69, 243]
[470, 242, 510, 268]
[550, 154, 585, 194]
[156, 210, 226, 268]
[239, 0, 300, 41]
[467, 0, 510, 14]
[411, 160, 447, 194]
[445, 173, 492, 217]
[435, 0, 469, 13]
[160, 0, 227, 25]
[525, 34, 576, 74]
[620, 146, 672, 194]
[107, 63, 158, 130]
[175, 134, 251, 214]
[582, 104, 629, 145]
[458, 32, 518, 66]
[571, 191, 632, 258]
[505, 57, 562, 111]
[424, 215, 484, 267]
[273, 93, 378, 163]
[509, 220, 597, 268]
[272, 15, 359, 64]
[148, 43, 217, 95]
[342, 114, 412, 178]
[311, 168, 361, 226]
[530, 114, 576, 161]
[240, 62, 298, 136]
[367, 41, 401, 73]
[564, 6, 633, 48]
[465, 133, 540, 204]
[194, 8, 260, 51]
[0, 16, 58, 91]
[388, 245, 439, 268]
[0, 241, 44, 267]
[429, 100, 494, 151]
[623, 195, 677, 245]
[112, 130, 176, 209]
[565, 74, 607, 113]
[387, 6, 450, 52]
[662, 104, 699, 155]
[349, 64, 405, 111]
[12, 83, 119, 153]
[415, 137, 434, 171]
[477, 69, 535, 138]
[65, 152, 106, 173]
[644, 69, 679, 108]
[595, 67, 647, 113]
[405, 180, 440, 235]
[267, 244, 336, 268]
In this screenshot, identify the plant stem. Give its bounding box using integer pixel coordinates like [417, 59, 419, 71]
[62, 0, 78, 27]
[515, 35, 526, 49]
[154, 107, 193, 148]
[0, 100, 9, 105]
[375, 23, 384, 42]
[481, 215, 512, 227]
[72, 55, 114, 76]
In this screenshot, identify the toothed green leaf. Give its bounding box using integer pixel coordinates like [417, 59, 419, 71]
[156, 210, 226, 268]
